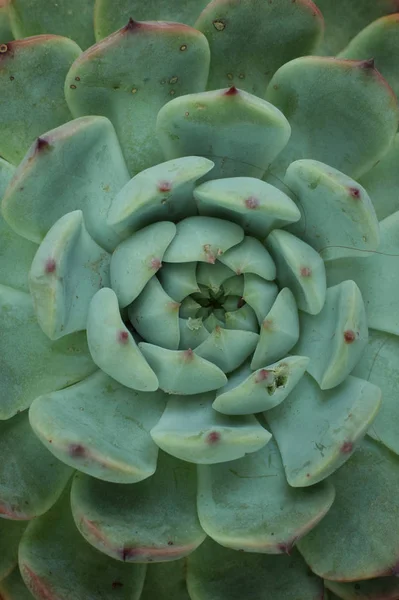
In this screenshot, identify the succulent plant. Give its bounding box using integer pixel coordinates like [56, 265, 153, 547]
[1, 1, 399, 599]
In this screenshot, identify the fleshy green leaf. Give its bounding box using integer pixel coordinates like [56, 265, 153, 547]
[8, 0, 96, 49]
[140, 560, 190, 600]
[0, 567, 35, 600]
[187, 538, 325, 600]
[214, 356, 309, 415]
[251, 287, 299, 369]
[163, 216, 244, 264]
[325, 211, 399, 336]
[94, 0, 209, 39]
[29, 211, 110, 340]
[159, 262, 199, 302]
[156, 88, 291, 180]
[266, 57, 399, 181]
[0, 158, 37, 292]
[0, 0, 12, 42]
[359, 133, 399, 221]
[65, 20, 210, 174]
[107, 156, 214, 241]
[339, 15, 399, 98]
[0, 520, 26, 580]
[0, 412, 72, 520]
[2, 116, 130, 251]
[242, 274, 278, 325]
[29, 371, 165, 484]
[110, 221, 176, 307]
[353, 329, 399, 457]
[266, 228, 326, 315]
[298, 437, 399, 581]
[293, 281, 368, 390]
[218, 236, 276, 280]
[325, 576, 399, 600]
[195, 0, 323, 96]
[194, 176, 300, 238]
[195, 327, 259, 373]
[151, 393, 271, 464]
[0, 285, 95, 419]
[267, 373, 381, 487]
[19, 488, 146, 600]
[0, 35, 80, 165]
[71, 452, 206, 562]
[129, 277, 180, 350]
[197, 439, 335, 553]
[285, 159, 380, 259]
[138, 344, 227, 394]
[179, 317, 210, 349]
[87, 288, 159, 391]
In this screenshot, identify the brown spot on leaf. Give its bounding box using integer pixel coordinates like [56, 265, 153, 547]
[69, 443, 87, 458]
[224, 86, 239, 96]
[45, 258, 56, 274]
[207, 431, 221, 444]
[118, 330, 129, 344]
[341, 441, 353, 454]
[245, 196, 259, 209]
[344, 330, 356, 343]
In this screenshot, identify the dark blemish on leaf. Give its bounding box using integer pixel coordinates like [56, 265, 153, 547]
[9, 75, 14, 80]
[120, 547, 139, 561]
[158, 180, 172, 193]
[118, 330, 129, 344]
[169, 76, 178, 84]
[359, 58, 375, 70]
[213, 19, 226, 31]
[112, 581, 124, 589]
[349, 187, 361, 199]
[277, 539, 295, 555]
[207, 431, 221, 444]
[300, 266, 312, 277]
[124, 17, 141, 32]
[170, 89, 176, 96]
[354, 583, 361, 590]
[167, 540, 174, 545]
[180, 44, 187, 51]
[45, 258, 56, 274]
[245, 196, 259, 209]
[227, 73, 233, 80]
[0, 43, 8, 53]
[36, 137, 50, 152]
[237, 296, 245, 308]
[131, 88, 138, 94]
[256, 369, 271, 383]
[238, 73, 245, 79]
[344, 330, 356, 343]
[184, 111, 189, 116]
[69, 444, 87, 458]
[224, 86, 239, 96]
[341, 441, 353, 454]
[75, 76, 80, 81]
[70, 84, 77, 89]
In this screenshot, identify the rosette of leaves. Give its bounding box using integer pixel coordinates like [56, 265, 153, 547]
[1, 1, 399, 599]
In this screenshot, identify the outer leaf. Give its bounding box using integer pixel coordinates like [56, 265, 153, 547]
[325, 211, 399, 336]
[353, 329, 399, 456]
[0, 158, 37, 292]
[0, 568, 35, 600]
[71, 452, 206, 562]
[194, 176, 300, 238]
[65, 20, 210, 174]
[87, 288, 159, 391]
[285, 159, 380, 259]
[197, 439, 335, 553]
[2, 116, 130, 251]
[195, 0, 323, 96]
[29, 371, 166, 484]
[0, 0, 12, 41]
[187, 538, 325, 600]
[141, 560, 190, 600]
[326, 576, 399, 600]
[94, 0, 209, 39]
[0, 285, 95, 419]
[29, 211, 111, 340]
[0, 412, 72, 520]
[150, 393, 271, 464]
[266, 57, 399, 181]
[0, 35, 80, 164]
[339, 14, 399, 99]
[267, 373, 381, 487]
[19, 489, 146, 600]
[314, 0, 399, 56]
[360, 133, 399, 221]
[0, 520, 26, 580]
[298, 438, 399, 581]
[156, 87, 291, 180]
[8, 0, 96, 49]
